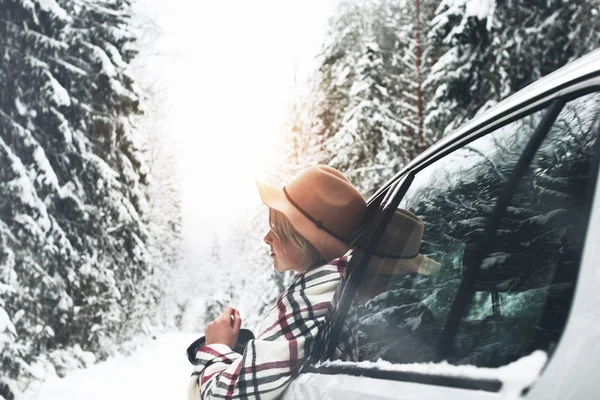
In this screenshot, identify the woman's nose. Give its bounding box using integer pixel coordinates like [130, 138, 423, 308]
[264, 230, 273, 245]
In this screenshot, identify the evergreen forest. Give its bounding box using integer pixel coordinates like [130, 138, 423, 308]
[0, 0, 181, 395]
[0, 0, 599, 397]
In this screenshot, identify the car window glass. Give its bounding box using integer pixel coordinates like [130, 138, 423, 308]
[350, 109, 545, 364]
[452, 92, 600, 367]
[348, 92, 600, 369]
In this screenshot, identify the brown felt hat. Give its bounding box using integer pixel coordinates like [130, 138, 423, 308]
[367, 209, 440, 276]
[256, 166, 367, 262]
[357, 209, 440, 305]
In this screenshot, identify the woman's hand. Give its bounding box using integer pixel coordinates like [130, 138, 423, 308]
[205, 307, 242, 349]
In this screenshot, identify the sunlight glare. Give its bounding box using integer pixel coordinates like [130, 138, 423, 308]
[149, 0, 337, 252]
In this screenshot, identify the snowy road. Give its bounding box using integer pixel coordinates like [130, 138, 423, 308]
[22, 333, 199, 400]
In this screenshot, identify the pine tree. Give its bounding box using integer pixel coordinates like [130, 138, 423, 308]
[308, 1, 408, 195]
[293, 0, 443, 196]
[425, 0, 600, 141]
[388, 0, 440, 156]
[327, 38, 407, 196]
[311, 1, 367, 140]
[0, 0, 170, 386]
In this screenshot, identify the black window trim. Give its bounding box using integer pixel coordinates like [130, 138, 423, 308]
[317, 89, 600, 390]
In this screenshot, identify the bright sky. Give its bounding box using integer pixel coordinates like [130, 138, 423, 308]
[135, 0, 339, 257]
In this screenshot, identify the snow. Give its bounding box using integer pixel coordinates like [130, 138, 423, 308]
[84, 153, 120, 183]
[14, 97, 28, 116]
[320, 350, 548, 397]
[44, 73, 71, 107]
[480, 252, 509, 270]
[349, 80, 370, 97]
[85, 42, 117, 77]
[525, 209, 568, 225]
[31, 146, 60, 190]
[57, 293, 74, 312]
[34, 0, 70, 22]
[50, 58, 88, 76]
[0, 307, 17, 352]
[21, 333, 198, 400]
[465, 0, 496, 30]
[110, 78, 138, 102]
[5, 167, 37, 209]
[103, 42, 128, 69]
[53, 110, 73, 144]
[15, 332, 547, 399]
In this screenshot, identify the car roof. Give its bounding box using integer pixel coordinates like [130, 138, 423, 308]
[370, 48, 600, 202]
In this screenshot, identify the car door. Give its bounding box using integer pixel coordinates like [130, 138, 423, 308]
[283, 87, 600, 399]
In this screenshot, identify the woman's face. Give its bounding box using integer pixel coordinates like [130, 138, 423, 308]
[263, 229, 305, 273]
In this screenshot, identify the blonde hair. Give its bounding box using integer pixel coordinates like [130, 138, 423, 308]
[269, 208, 326, 269]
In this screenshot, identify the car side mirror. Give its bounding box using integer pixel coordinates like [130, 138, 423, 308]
[186, 328, 255, 364]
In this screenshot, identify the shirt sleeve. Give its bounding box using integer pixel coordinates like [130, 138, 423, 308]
[187, 265, 343, 400]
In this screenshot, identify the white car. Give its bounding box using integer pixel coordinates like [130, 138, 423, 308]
[283, 49, 600, 399]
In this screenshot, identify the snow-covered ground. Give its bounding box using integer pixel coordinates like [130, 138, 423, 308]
[21, 333, 198, 400]
[16, 333, 547, 400]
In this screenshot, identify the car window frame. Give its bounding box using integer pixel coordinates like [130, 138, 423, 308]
[312, 83, 600, 391]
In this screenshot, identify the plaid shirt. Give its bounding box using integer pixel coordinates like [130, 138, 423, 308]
[188, 255, 357, 400]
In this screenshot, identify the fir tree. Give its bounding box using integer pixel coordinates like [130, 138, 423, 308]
[293, 0, 443, 196]
[326, 38, 407, 196]
[425, 0, 600, 140]
[0, 0, 174, 387]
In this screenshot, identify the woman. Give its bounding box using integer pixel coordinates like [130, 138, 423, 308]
[188, 165, 366, 400]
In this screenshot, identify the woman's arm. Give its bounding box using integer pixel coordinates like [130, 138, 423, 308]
[188, 262, 345, 400]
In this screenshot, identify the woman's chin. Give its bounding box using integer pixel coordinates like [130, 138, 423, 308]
[273, 263, 287, 273]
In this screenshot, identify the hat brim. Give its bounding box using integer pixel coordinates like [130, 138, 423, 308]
[365, 253, 440, 276]
[256, 180, 350, 262]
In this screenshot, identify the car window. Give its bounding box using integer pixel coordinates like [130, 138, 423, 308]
[451, 92, 600, 367]
[345, 91, 600, 368]
[350, 109, 546, 364]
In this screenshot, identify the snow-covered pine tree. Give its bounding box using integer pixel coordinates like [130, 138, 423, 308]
[0, 0, 168, 388]
[319, 0, 427, 196]
[62, 0, 154, 349]
[292, 0, 599, 199]
[327, 37, 407, 197]
[294, 0, 443, 197]
[1, 0, 88, 384]
[388, 0, 440, 157]
[285, 1, 374, 189]
[310, 1, 367, 142]
[425, 0, 600, 141]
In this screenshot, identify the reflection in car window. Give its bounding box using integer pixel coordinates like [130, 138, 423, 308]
[452, 92, 600, 367]
[350, 92, 600, 369]
[351, 109, 545, 364]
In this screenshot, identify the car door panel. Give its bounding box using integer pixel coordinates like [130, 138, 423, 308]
[284, 372, 504, 400]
